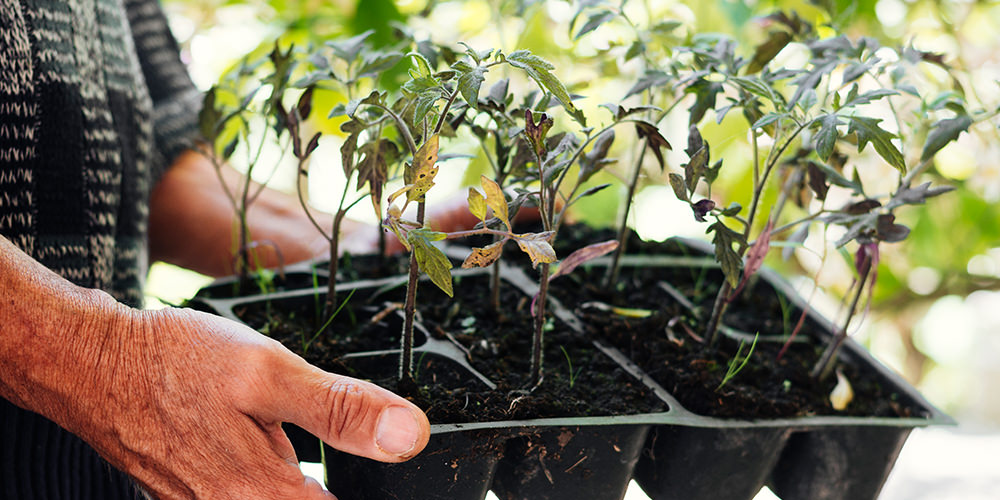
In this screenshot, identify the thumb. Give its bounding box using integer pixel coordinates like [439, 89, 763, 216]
[256, 353, 431, 463]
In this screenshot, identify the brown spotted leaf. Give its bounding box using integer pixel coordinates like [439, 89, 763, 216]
[462, 240, 505, 268]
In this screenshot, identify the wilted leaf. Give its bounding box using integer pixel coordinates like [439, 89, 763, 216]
[514, 231, 557, 268]
[921, 115, 972, 162]
[807, 162, 829, 200]
[551, 240, 619, 280]
[408, 228, 453, 297]
[876, 213, 910, 243]
[524, 110, 554, 158]
[635, 121, 672, 171]
[462, 240, 505, 268]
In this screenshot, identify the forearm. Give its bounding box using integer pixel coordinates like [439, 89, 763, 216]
[149, 150, 334, 277]
[0, 235, 129, 430]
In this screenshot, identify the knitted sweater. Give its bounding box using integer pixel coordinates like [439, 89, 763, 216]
[0, 0, 201, 307]
[2, 0, 200, 497]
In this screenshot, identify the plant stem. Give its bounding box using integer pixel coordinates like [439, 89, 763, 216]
[530, 262, 550, 387]
[400, 201, 426, 384]
[605, 137, 649, 289]
[811, 253, 872, 380]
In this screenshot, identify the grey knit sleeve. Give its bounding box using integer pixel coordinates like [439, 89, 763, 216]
[124, 0, 202, 182]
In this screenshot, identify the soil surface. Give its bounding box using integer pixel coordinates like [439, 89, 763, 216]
[212, 225, 926, 423]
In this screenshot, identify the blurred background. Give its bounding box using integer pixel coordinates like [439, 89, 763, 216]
[145, 0, 1000, 497]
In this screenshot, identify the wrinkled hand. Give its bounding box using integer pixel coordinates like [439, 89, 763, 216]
[67, 300, 430, 499]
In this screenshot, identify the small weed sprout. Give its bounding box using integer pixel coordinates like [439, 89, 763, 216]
[716, 333, 759, 392]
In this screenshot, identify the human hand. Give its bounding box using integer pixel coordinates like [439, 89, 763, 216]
[62, 300, 430, 499]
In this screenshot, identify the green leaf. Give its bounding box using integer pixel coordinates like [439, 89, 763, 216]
[408, 228, 453, 297]
[686, 79, 724, 125]
[328, 30, 375, 62]
[625, 70, 671, 99]
[407, 51, 434, 79]
[708, 221, 745, 288]
[454, 61, 487, 111]
[575, 10, 616, 40]
[815, 114, 840, 161]
[625, 40, 646, 62]
[751, 113, 784, 130]
[458, 42, 493, 64]
[921, 115, 972, 162]
[514, 231, 557, 269]
[846, 116, 906, 172]
[357, 51, 403, 78]
[506, 50, 579, 122]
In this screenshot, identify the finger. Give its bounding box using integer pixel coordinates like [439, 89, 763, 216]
[257, 354, 430, 463]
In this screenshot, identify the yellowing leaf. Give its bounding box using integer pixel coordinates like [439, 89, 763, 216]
[830, 369, 854, 411]
[404, 134, 441, 205]
[407, 227, 453, 297]
[480, 175, 510, 229]
[467, 186, 487, 221]
[514, 231, 556, 268]
[462, 240, 505, 268]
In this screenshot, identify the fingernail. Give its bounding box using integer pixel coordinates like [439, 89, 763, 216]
[375, 406, 420, 457]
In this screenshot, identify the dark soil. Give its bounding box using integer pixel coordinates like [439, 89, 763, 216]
[543, 229, 924, 419]
[210, 224, 926, 424]
[232, 270, 663, 424]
